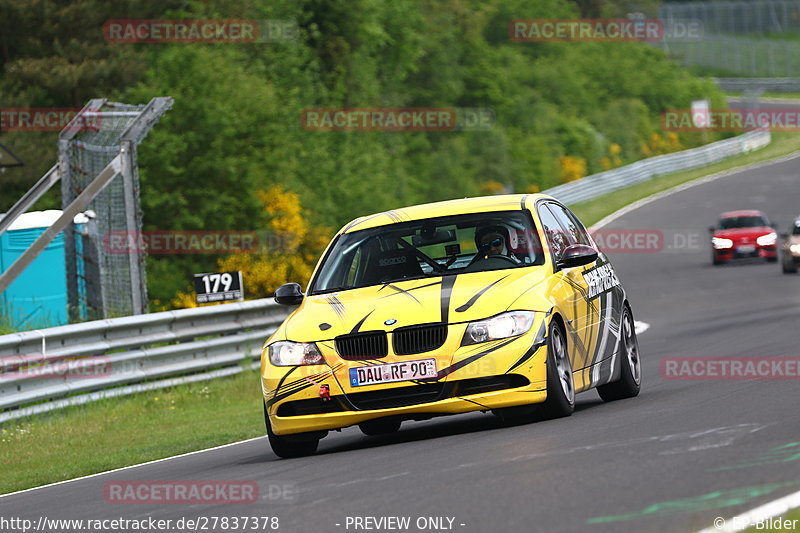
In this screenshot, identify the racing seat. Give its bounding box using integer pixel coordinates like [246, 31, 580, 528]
[362, 248, 424, 285]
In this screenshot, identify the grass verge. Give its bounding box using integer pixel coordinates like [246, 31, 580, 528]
[3, 132, 800, 496]
[744, 507, 800, 531]
[0, 369, 265, 495]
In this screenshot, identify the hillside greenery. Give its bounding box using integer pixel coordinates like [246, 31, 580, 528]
[0, 0, 728, 309]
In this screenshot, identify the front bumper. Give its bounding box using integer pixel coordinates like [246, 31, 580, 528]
[268, 377, 547, 435]
[262, 322, 550, 435]
[714, 244, 776, 260]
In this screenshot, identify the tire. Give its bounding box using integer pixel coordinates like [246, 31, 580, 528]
[264, 403, 322, 458]
[766, 256, 778, 263]
[783, 260, 798, 274]
[359, 418, 402, 436]
[597, 306, 642, 402]
[539, 319, 574, 418]
[712, 251, 722, 266]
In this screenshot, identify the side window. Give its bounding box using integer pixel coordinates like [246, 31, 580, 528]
[537, 203, 572, 257]
[549, 203, 592, 246]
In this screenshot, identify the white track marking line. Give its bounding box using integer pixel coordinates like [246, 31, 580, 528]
[696, 488, 800, 532]
[634, 321, 650, 335]
[590, 150, 800, 231]
[0, 436, 265, 499]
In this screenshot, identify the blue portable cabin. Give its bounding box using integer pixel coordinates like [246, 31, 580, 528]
[0, 210, 87, 330]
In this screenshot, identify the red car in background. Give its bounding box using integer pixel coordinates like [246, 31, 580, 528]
[709, 210, 778, 265]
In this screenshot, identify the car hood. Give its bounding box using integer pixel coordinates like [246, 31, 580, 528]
[282, 267, 550, 342]
[713, 226, 774, 240]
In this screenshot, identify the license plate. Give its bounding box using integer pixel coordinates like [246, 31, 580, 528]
[349, 359, 437, 387]
[738, 245, 756, 253]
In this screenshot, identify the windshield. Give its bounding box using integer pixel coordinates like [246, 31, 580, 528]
[718, 215, 768, 229]
[794, 220, 800, 236]
[310, 211, 544, 294]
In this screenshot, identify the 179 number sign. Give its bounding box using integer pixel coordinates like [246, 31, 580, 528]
[194, 271, 243, 303]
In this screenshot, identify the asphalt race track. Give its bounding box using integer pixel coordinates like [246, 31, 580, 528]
[2, 153, 800, 533]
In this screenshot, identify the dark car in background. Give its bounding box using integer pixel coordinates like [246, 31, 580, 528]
[781, 216, 800, 274]
[709, 210, 778, 265]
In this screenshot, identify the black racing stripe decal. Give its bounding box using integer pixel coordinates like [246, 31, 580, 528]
[272, 367, 298, 399]
[506, 321, 548, 373]
[455, 275, 509, 313]
[423, 337, 517, 381]
[405, 280, 442, 291]
[268, 369, 337, 407]
[440, 275, 457, 324]
[343, 212, 383, 232]
[379, 284, 422, 304]
[277, 367, 338, 394]
[350, 310, 374, 334]
[386, 210, 403, 223]
[325, 296, 346, 320]
[266, 383, 314, 408]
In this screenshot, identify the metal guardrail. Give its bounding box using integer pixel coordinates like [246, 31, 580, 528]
[0, 130, 773, 423]
[542, 130, 771, 206]
[714, 78, 800, 93]
[0, 299, 288, 422]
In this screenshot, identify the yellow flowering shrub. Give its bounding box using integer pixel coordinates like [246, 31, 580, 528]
[170, 185, 331, 308]
[559, 155, 587, 183]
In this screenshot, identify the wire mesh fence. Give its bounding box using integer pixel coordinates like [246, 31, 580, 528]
[660, 0, 800, 36]
[655, 1, 800, 77]
[654, 35, 800, 77]
[58, 99, 171, 320]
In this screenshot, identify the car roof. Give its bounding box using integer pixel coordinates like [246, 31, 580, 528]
[719, 210, 765, 218]
[340, 193, 554, 234]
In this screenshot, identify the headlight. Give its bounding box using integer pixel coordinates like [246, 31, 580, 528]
[268, 341, 324, 366]
[757, 233, 777, 246]
[790, 244, 800, 256]
[712, 237, 733, 249]
[462, 311, 535, 346]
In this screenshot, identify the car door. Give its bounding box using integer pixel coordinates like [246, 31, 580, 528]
[536, 201, 594, 391]
[542, 201, 605, 391]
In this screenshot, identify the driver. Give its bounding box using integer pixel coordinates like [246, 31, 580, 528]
[474, 226, 521, 263]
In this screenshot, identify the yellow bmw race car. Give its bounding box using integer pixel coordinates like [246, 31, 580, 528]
[260, 194, 641, 458]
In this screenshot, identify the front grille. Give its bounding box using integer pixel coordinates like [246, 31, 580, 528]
[346, 383, 447, 410]
[335, 331, 388, 360]
[393, 323, 447, 355]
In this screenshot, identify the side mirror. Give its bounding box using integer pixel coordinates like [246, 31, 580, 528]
[708, 226, 716, 233]
[274, 282, 304, 305]
[557, 244, 598, 269]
